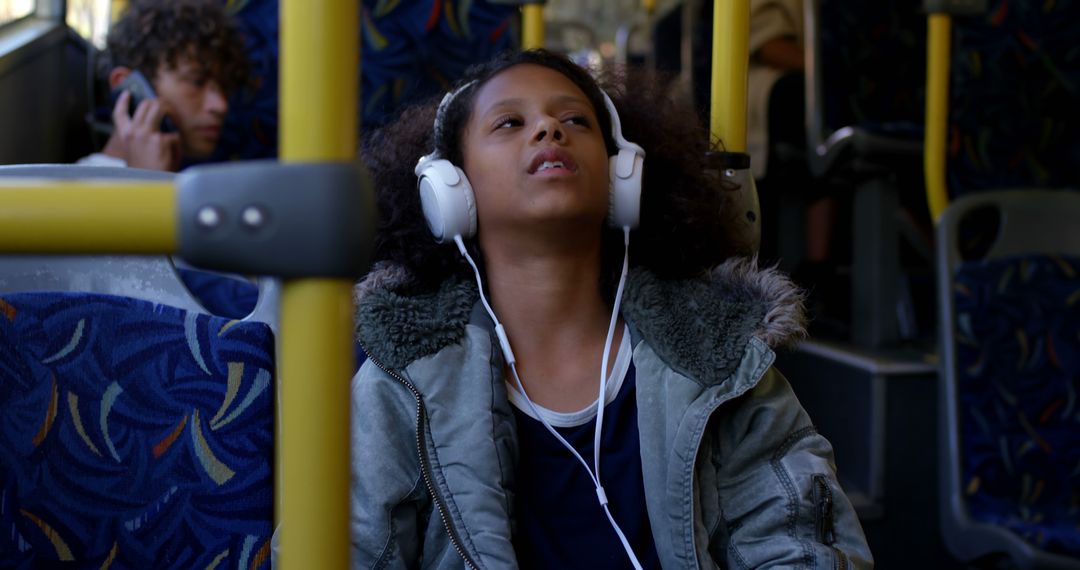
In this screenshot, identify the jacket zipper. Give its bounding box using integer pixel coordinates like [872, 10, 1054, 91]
[683, 359, 777, 567]
[359, 343, 482, 570]
[686, 394, 738, 568]
[812, 475, 849, 570]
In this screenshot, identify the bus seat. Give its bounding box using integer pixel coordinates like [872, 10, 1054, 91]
[0, 166, 275, 568]
[210, 0, 519, 163]
[174, 263, 262, 321]
[936, 190, 1080, 568]
[806, 0, 927, 177]
[789, 0, 932, 347]
[359, 0, 518, 129]
[946, 0, 1080, 199]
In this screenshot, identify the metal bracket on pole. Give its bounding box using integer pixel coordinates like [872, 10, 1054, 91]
[706, 151, 760, 254]
[177, 161, 376, 279]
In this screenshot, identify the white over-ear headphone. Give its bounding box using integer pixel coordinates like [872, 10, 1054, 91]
[414, 80, 645, 243]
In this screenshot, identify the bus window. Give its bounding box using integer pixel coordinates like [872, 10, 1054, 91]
[66, 0, 112, 48]
[0, 0, 34, 28]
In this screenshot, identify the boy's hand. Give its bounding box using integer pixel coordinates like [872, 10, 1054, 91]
[111, 90, 181, 172]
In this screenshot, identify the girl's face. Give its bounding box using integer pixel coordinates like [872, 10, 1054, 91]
[461, 64, 610, 237]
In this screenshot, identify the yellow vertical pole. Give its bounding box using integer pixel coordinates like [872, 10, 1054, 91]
[278, 0, 358, 568]
[523, 4, 545, 50]
[110, 0, 129, 22]
[925, 14, 952, 223]
[710, 0, 750, 152]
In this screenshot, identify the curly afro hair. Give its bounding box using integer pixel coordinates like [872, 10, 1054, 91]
[104, 0, 248, 95]
[362, 49, 749, 293]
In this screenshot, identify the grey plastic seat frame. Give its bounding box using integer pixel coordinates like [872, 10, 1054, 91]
[0, 164, 279, 329]
[936, 189, 1080, 570]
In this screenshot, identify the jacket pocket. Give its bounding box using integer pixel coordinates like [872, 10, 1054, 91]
[812, 474, 850, 570]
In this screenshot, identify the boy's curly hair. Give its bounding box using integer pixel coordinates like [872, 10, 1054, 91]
[362, 49, 750, 292]
[105, 0, 248, 94]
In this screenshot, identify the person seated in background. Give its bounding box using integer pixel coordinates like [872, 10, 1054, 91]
[76, 0, 256, 320]
[746, 0, 846, 327]
[747, 0, 804, 183]
[656, 0, 835, 295]
[78, 0, 248, 171]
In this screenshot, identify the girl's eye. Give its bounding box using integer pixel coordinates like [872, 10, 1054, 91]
[494, 116, 522, 130]
[565, 115, 589, 126]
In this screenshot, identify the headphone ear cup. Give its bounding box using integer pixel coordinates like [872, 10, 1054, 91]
[608, 149, 644, 229]
[417, 158, 477, 242]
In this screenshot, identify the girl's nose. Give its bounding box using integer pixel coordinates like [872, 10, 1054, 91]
[533, 116, 564, 143]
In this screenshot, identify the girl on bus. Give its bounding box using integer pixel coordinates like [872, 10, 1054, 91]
[350, 48, 872, 569]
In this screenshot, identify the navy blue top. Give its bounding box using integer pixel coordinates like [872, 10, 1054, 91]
[512, 362, 663, 569]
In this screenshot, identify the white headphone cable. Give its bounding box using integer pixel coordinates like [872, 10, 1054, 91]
[453, 233, 644, 570]
[592, 226, 641, 569]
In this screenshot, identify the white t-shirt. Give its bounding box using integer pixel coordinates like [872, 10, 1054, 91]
[506, 324, 633, 428]
[76, 153, 127, 168]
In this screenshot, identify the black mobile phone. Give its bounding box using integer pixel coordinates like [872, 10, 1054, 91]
[111, 70, 178, 133]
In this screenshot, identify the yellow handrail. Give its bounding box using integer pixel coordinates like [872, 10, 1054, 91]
[523, 4, 545, 50]
[0, 181, 175, 253]
[277, 0, 358, 568]
[711, 0, 750, 152]
[925, 14, 952, 223]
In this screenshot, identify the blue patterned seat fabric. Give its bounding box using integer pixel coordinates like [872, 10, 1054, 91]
[210, 0, 517, 162]
[947, 0, 1080, 197]
[0, 292, 274, 569]
[954, 255, 1080, 557]
[172, 268, 369, 368]
[177, 268, 260, 321]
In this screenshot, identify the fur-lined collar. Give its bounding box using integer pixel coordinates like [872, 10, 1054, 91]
[354, 258, 805, 385]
